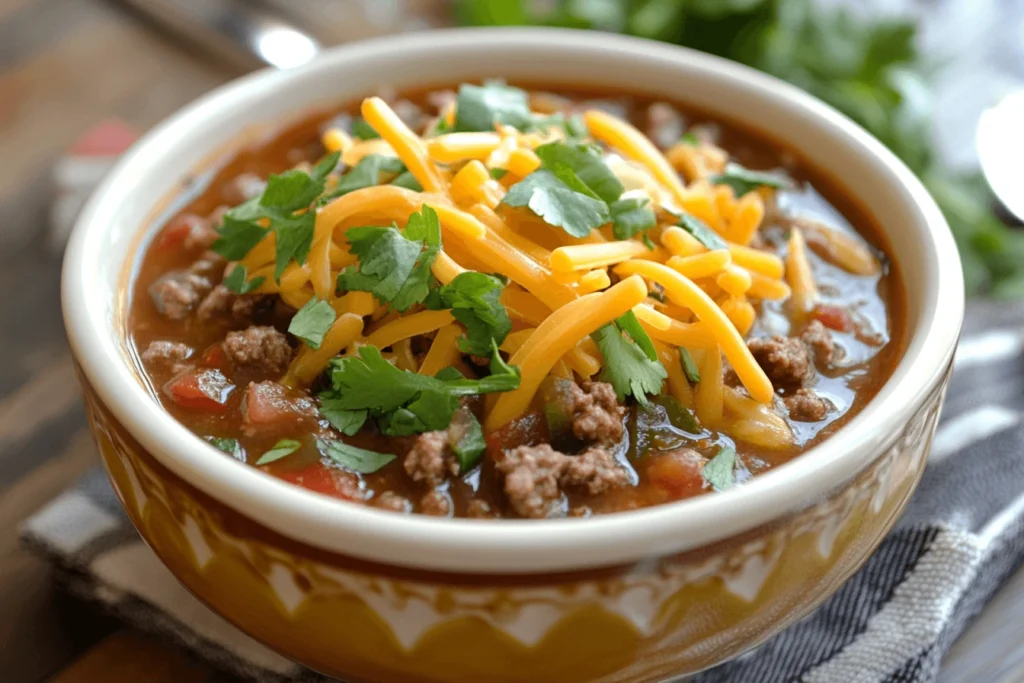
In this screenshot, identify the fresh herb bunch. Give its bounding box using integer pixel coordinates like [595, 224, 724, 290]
[456, 0, 1019, 296]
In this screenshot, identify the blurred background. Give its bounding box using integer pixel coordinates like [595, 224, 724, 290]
[2, 0, 1024, 681]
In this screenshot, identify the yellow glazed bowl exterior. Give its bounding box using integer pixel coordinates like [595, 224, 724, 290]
[63, 29, 963, 683]
[82, 367, 948, 682]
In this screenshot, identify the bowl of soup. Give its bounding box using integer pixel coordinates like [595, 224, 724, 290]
[62, 28, 961, 682]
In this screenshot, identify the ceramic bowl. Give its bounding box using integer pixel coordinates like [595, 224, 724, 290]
[62, 28, 962, 683]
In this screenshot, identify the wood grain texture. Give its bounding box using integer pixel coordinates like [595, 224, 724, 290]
[49, 631, 216, 683]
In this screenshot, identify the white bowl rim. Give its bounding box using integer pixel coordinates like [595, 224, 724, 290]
[62, 27, 962, 574]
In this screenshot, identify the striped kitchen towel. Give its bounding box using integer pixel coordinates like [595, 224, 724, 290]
[18, 300, 1024, 683]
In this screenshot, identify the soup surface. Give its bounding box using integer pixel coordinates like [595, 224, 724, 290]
[129, 83, 905, 519]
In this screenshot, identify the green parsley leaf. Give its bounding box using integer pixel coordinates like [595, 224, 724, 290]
[702, 446, 737, 491]
[273, 214, 316, 281]
[680, 132, 700, 146]
[490, 168, 508, 180]
[534, 141, 624, 203]
[679, 348, 701, 384]
[449, 409, 486, 473]
[256, 439, 301, 466]
[212, 215, 269, 261]
[592, 323, 667, 405]
[317, 437, 396, 473]
[350, 117, 381, 140]
[205, 436, 243, 460]
[324, 154, 406, 200]
[288, 298, 336, 349]
[455, 82, 534, 132]
[222, 265, 265, 295]
[318, 399, 367, 436]
[610, 196, 657, 240]
[431, 271, 512, 355]
[427, 116, 453, 137]
[677, 214, 727, 251]
[321, 342, 519, 436]
[711, 162, 792, 197]
[337, 206, 441, 312]
[390, 170, 423, 191]
[503, 168, 611, 238]
[615, 310, 658, 361]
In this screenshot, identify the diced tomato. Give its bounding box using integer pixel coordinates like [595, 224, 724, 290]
[164, 369, 233, 412]
[646, 449, 706, 500]
[202, 343, 226, 367]
[154, 214, 203, 252]
[242, 381, 316, 430]
[275, 463, 361, 501]
[813, 304, 853, 332]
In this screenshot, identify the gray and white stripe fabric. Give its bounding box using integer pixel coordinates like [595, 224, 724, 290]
[20, 303, 1024, 683]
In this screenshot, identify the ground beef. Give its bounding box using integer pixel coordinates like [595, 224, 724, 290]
[496, 444, 629, 519]
[223, 326, 293, 375]
[748, 335, 813, 387]
[196, 285, 272, 323]
[404, 431, 456, 486]
[420, 491, 452, 517]
[785, 388, 832, 422]
[149, 271, 210, 320]
[569, 505, 592, 518]
[190, 251, 227, 280]
[569, 381, 626, 444]
[374, 491, 412, 513]
[646, 102, 685, 150]
[800, 320, 836, 366]
[182, 216, 219, 251]
[141, 340, 193, 373]
[465, 499, 495, 519]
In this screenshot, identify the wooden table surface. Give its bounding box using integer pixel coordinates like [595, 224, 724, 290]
[0, 1, 1021, 681]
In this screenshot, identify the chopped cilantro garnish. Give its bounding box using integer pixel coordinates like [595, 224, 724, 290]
[320, 342, 519, 436]
[450, 410, 487, 473]
[205, 436, 243, 460]
[534, 141, 624, 203]
[591, 321, 667, 405]
[427, 116, 453, 137]
[703, 446, 737, 491]
[350, 117, 381, 140]
[256, 439, 301, 466]
[323, 154, 405, 201]
[680, 132, 700, 146]
[317, 437, 396, 473]
[222, 265, 265, 295]
[336, 206, 441, 312]
[454, 82, 534, 132]
[427, 271, 512, 355]
[288, 298, 336, 349]
[676, 213, 727, 251]
[489, 168, 508, 180]
[212, 152, 340, 280]
[317, 399, 367, 436]
[615, 310, 658, 361]
[390, 170, 423, 191]
[503, 168, 610, 238]
[711, 162, 792, 197]
[610, 196, 657, 240]
[679, 348, 701, 384]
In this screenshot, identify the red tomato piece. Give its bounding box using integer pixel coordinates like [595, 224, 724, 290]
[646, 449, 707, 500]
[154, 214, 204, 252]
[164, 369, 234, 412]
[242, 381, 317, 430]
[275, 463, 361, 501]
[813, 304, 854, 332]
[202, 343, 227, 368]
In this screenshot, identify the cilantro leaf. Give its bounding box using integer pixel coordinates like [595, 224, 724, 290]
[324, 154, 405, 200]
[711, 163, 792, 197]
[427, 117, 453, 137]
[592, 323, 667, 405]
[273, 213, 316, 281]
[615, 310, 658, 361]
[337, 207, 441, 312]
[534, 141, 624, 203]
[390, 170, 423, 191]
[256, 439, 301, 466]
[702, 446, 737, 491]
[432, 271, 512, 355]
[317, 437, 396, 473]
[288, 298, 336, 349]
[503, 168, 611, 238]
[321, 342, 519, 435]
[610, 196, 657, 240]
[222, 265, 265, 295]
[676, 213, 727, 251]
[212, 215, 268, 261]
[680, 132, 700, 146]
[455, 82, 534, 132]
[350, 117, 381, 140]
[679, 348, 701, 384]
[318, 399, 367, 436]
[205, 436, 244, 461]
[490, 168, 508, 180]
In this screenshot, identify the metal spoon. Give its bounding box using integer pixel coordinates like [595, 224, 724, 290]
[977, 91, 1024, 223]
